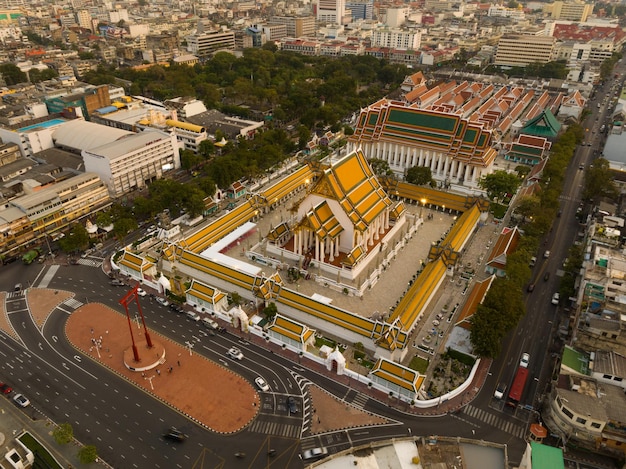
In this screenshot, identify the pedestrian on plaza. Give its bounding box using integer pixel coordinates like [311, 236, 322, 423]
[177, 360, 180, 366]
[156, 369, 160, 376]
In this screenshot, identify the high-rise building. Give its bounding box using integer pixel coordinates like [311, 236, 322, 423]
[371, 28, 420, 50]
[76, 9, 92, 31]
[187, 28, 236, 57]
[317, 0, 345, 24]
[494, 35, 556, 66]
[346, 0, 373, 20]
[549, 1, 593, 22]
[267, 16, 316, 38]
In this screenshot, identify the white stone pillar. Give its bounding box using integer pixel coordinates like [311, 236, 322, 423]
[315, 237, 320, 262]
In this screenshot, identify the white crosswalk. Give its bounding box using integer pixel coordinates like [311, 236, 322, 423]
[5, 291, 24, 300]
[464, 405, 526, 438]
[350, 393, 369, 409]
[38, 265, 59, 289]
[247, 419, 302, 438]
[64, 298, 84, 310]
[76, 258, 103, 268]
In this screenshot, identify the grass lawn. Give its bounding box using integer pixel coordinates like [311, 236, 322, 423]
[490, 202, 507, 219]
[408, 355, 429, 374]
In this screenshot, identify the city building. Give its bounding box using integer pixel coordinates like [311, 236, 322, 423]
[267, 16, 316, 38]
[494, 35, 557, 67]
[0, 172, 110, 257]
[186, 24, 235, 57]
[44, 85, 111, 121]
[346, 0, 373, 21]
[370, 28, 420, 50]
[347, 99, 498, 194]
[81, 128, 179, 196]
[548, 1, 594, 22]
[317, 0, 346, 24]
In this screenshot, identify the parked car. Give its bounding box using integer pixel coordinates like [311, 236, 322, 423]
[494, 382, 507, 400]
[255, 377, 270, 392]
[186, 311, 200, 322]
[527, 283, 535, 292]
[543, 272, 550, 282]
[0, 382, 12, 394]
[169, 304, 184, 314]
[302, 447, 328, 460]
[552, 292, 560, 305]
[110, 279, 124, 286]
[201, 317, 218, 329]
[136, 288, 147, 297]
[227, 347, 243, 360]
[13, 393, 30, 407]
[520, 353, 530, 368]
[544, 250, 551, 259]
[163, 427, 187, 442]
[156, 297, 169, 307]
[14, 283, 22, 292]
[287, 396, 297, 414]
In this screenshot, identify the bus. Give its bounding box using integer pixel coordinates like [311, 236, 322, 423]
[507, 366, 529, 407]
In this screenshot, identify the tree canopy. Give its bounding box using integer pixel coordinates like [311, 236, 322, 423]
[478, 170, 521, 201]
[406, 166, 434, 186]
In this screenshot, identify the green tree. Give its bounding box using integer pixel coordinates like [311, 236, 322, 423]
[406, 166, 433, 186]
[198, 139, 215, 160]
[113, 218, 137, 239]
[0, 63, 27, 85]
[469, 305, 504, 358]
[583, 158, 618, 202]
[478, 170, 521, 201]
[59, 223, 90, 253]
[229, 291, 242, 306]
[514, 195, 540, 220]
[53, 423, 74, 445]
[262, 302, 278, 320]
[78, 445, 98, 464]
[368, 158, 394, 178]
[180, 149, 203, 171]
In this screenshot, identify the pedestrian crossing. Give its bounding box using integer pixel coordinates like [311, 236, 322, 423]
[349, 393, 369, 410]
[5, 291, 24, 300]
[247, 419, 302, 438]
[76, 258, 103, 268]
[463, 405, 526, 438]
[37, 265, 59, 289]
[64, 298, 84, 310]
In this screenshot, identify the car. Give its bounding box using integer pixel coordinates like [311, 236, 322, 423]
[13, 393, 30, 407]
[186, 311, 200, 322]
[156, 297, 169, 307]
[227, 347, 243, 360]
[0, 382, 12, 394]
[110, 279, 124, 286]
[520, 353, 530, 368]
[201, 317, 218, 329]
[579, 164, 585, 170]
[494, 382, 507, 400]
[527, 283, 535, 292]
[543, 272, 550, 282]
[552, 292, 560, 305]
[544, 250, 550, 259]
[136, 288, 147, 297]
[301, 447, 328, 460]
[287, 396, 297, 414]
[255, 377, 270, 392]
[529, 256, 537, 267]
[14, 283, 22, 292]
[163, 427, 187, 442]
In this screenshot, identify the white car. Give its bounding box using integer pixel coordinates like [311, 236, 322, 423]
[186, 311, 200, 322]
[136, 288, 147, 297]
[255, 377, 270, 392]
[520, 353, 530, 368]
[13, 393, 30, 408]
[544, 250, 551, 259]
[302, 447, 328, 460]
[551, 292, 560, 305]
[227, 347, 244, 360]
[156, 297, 169, 307]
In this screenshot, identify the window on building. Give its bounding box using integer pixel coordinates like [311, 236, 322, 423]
[591, 422, 601, 429]
[576, 417, 587, 425]
[562, 407, 574, 419]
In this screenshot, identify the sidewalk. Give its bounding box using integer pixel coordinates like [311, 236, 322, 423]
[0, 394, 100, 469]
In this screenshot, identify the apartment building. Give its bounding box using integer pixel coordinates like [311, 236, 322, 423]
[267, 16, 316, 38]
[549, 1, 594, 22]
[346, 0, 373, 20]
[187, 28, 235, 57]
[317, 0, 346, 24]
[371, 28, 420, 50]
[82, 128, 179, 196]
[0, 172, 110, 256]
[494, 35, 556, 66]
